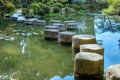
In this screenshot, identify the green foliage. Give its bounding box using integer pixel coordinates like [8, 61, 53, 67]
[102, 0, 120, 15]
[38, 9, 45, 16]
[0, 1, 15, 17]
[71, 4, 81, 11]
[102, 6, 115, 15]
[53, 6, 60, 13]
[31, 3, 40, 15]
[0, 17, 8, 30]
[42, 5, 50, 14]
[5, 3, 15, 13]
[54, 3, 63, 9]
[22, 8, 30, 15]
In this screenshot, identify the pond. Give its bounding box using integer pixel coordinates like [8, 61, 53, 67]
[0, 24, 75, 80]
[0, 12, 95, 80]
[94, 15, 120, 74]
[0, 13, 120, 80]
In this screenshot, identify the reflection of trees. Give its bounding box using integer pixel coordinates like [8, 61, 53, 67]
[94, 15, 118, 34]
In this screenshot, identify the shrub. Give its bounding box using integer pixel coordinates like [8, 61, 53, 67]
[22, 8, 29, 15]
[64, 3, 71, 7]
[54, 3, 63, 9]
[42, 6, 50, 14]
[38, 9, 45, 16]
[71, 4, 81, 11]
[102, 6, 115, 15]
[53, 7, 60, 13]
[31, 3, 40, 15]
[5, 3, 15, 13]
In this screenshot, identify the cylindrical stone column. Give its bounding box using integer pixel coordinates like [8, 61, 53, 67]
[106, 64, 120, 80]
[80, 44, 104, 55]
[74, 52, 103, 80]
[44, 29, 59, 40]
[72, 34, 96, 53]
[58, 31, 76, 44]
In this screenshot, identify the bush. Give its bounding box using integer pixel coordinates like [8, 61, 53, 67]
[42, 6, 50, 14]
[22, 8, 30, 15]
[38, 9, 45, 16]
[71, 4, 81, 11]
[102, 6, 115, 15]
[54, 3, 63, 9]
[31, 3, 40, 15]
[53, 7, 60, 13]
[5, 3, 15, 13]
[64, 4, 71, 7]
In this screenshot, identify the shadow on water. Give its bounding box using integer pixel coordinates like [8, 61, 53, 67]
[94, 15, 120, 73]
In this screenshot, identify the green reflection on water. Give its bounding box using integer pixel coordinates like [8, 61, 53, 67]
[0, 27, 73, 80]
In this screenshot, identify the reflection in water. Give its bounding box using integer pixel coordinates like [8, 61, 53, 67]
[20, 35, 27, 54]
[50, 75, 74, 80]
[94, 15, 120, 73]
[96, 31, 120, 72]
[77, 19, 87, 33]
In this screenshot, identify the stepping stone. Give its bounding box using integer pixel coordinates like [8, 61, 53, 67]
[74, 52, 103, 78]
[64, 20, 76, 24]
[80, 44, 104, 55]
[44, 29, 59, 40]
[17, 16, 26, 23]
[45, 26, 59, 30]
[72, 34, 96, 50]
[35, 20, 46, 26]
[58, 31, 76, 44]
[64, 20, 76, 27]
[25, 19, 37, 25]
[52, 23, 65, 31]
[66, 23, 78, 30]
[50, 20, 61, 25]
[106, 64, 120, 80]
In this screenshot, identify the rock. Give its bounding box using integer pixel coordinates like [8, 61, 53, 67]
[45, 26, 59, 30]
[72, 34, 96, 49]
[80, 44, 104, 55]
[50, 20, 61, 25]
[35, 20, 46, 26]
[17, 16, 26, 23]
[66, 23, 78, 30]
[52, 23, 65, 31]
[74, 52, 103, 75]
[106, 64, 120, 80]
[44, 29, 59, 40]
[58, 31, 76, 44]
[64, 20, 76, 28]
[25, 19, 37, 25]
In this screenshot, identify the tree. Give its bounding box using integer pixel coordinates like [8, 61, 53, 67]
[102, 0, 120, 15]
[0, 0, 15, 17]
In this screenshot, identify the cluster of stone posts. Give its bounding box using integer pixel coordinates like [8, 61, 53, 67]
[44, 20, 77, 41]
[72, 34, 104, 80]
[13, 18, 120, 80]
